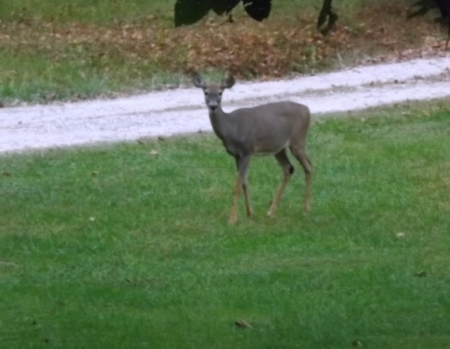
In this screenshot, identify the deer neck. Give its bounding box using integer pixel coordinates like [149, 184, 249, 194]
[208, 107, 234, 141]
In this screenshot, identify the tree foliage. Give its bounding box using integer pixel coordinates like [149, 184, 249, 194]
[317, 0, 338, 36]
[174, 0, 450, 46]
[174, 0, 271, 27]
[174, 0, 335, 35]
[407, 0, 450, 47]
[318, 0, 450, 40]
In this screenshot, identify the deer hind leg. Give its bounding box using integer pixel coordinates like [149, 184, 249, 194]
[267, 149, 294, 217]
[229, 155, 252, 224]
[290, 146, 313, 214]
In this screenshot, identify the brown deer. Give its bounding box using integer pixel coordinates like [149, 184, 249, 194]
[193, 73, 313, 224]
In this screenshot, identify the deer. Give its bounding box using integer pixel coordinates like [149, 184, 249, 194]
[192, 73, 313, 224]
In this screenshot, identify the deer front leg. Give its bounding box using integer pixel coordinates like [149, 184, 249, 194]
[229, 155, 252, 224]
[229, 175, 241, 224]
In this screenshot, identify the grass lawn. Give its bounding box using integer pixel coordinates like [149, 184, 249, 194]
[0, 0, 443, 103]
[1, 104, 450, 348]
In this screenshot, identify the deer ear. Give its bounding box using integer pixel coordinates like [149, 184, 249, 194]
[222, 74, 235, 89]
[192, 73, 205, 88]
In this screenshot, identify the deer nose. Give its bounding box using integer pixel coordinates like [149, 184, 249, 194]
[208, 101, 218, 111]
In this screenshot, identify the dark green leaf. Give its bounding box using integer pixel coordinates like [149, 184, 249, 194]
[211, 0, 241, 16]
[174, 0, 213, 27]
[242, 0, 271, 22]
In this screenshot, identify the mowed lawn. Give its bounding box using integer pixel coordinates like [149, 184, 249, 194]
[1, 106, 449, 348]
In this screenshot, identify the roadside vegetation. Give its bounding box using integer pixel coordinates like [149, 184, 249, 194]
[1, 103, 449, 348]
[0, 0, 447, 103]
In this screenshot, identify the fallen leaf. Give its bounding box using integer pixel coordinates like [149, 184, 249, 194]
[415, 270, 426, 277]
[235, 319, 252, 328]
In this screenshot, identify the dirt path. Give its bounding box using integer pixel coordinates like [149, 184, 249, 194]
[1, 56, 449, 154]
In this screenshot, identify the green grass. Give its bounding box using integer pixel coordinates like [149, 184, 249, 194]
[0, 0, 173, 25]
[0, 49, 181, 102]
[1, 106, 450, 348]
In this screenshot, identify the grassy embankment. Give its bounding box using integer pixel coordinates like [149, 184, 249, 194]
[0, 0, 444, 103]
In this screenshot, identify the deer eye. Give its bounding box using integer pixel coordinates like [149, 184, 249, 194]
[218, 92, 222, 96]
[204, 91, 209, 96]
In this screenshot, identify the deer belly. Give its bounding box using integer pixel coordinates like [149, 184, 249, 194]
[254, 140, 290, 156]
